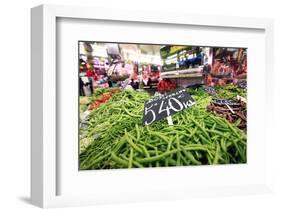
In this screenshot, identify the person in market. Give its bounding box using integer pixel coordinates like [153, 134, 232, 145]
[85, 64, 99, 93]
[203, 63, 211, 84]
[106, 73, 113, 87]
[142, 70, 152, 88]
[85, 64, 93, 93]
[130, 78, 139, 90]
[79, 77, 85, 96]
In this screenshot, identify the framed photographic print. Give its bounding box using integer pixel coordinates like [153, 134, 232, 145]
[31, 4, 274, 208]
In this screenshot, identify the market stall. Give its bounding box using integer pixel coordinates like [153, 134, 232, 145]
[79, 85, 247, 169]
[79, 42, 247, 170]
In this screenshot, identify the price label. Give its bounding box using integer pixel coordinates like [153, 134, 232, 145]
[237, 80, 247, 89]
[213, 98, 241, 106]
[203, 86, 217, 96]
[143, 88, 195, 125]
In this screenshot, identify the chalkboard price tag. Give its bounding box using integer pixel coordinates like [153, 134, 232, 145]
[203, 86, 217, 96]
[143, 88, 195, 125]
[237, 80, 247, 89]
[213, 98, 241, 106]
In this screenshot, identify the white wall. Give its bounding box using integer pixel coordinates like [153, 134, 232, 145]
[0, 0, 280, 212]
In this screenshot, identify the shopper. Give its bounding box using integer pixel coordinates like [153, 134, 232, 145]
[85, 65, 95, 94]
[105, 73, 113, 87]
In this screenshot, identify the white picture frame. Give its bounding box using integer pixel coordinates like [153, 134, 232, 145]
[31, 4, 274, 208]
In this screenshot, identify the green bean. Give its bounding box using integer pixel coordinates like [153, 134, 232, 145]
[132, 160, 144, 168]
[179, 152, 189, 165]
[211, 123, 216, 130]
[128, 147, 134, 168]
[183, 144, 208, 150]
[206, 129, 227, 138]
[124, 132, 143, 154]
[139, 144, 150, 158]
[149, 132, 170, 143]
[182, 149, 201, 165]
[209, 115, 228, 128]
[198, 134, 211, 144]
[144, 142, 158, 150]
[122, 105, 141, 118]
[165, 158, 169, 167]
[167, 158, 177, 166]
[154, 148, 160, 167]
[111, 152, 128, 167]
[137, 150, 178, 163]
[213, 142, 220, 164]
[190, 118, 211, 140]
[206, 153, 212, 164]
[232, 139, 246, 162]
[80, 152, 110, 169]
[122, 155, 144, 168]
[226, 121, 244, 139]
[176, 134, 181, 166]
[166, 137, 173, 151]
[135, 124, 141, 141]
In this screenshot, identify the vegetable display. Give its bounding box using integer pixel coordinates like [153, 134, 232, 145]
[88, 88, 119, 110]
[79, 86, 247, 170]
[207, 101, 247, 131]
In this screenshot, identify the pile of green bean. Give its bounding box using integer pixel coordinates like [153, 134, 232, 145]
[79, 90, 150, 166]
[79, 88, 246, 170]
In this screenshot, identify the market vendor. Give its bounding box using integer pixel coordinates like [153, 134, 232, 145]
[142, 70, 152, 88]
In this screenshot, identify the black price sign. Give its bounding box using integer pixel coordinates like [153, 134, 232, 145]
[203, 86, 217, 96]
[143, 88, 195, 125]
[237, 80, 247, 89]
[213, 98, 241, 106]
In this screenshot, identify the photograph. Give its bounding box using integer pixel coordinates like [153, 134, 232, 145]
[79, 41, 247, 170]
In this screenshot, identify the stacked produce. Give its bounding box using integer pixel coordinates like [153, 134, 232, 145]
[79, 89, 150, 155]
[205, 85, 247, 131]
[88, 88, 120, 110]
[207, 101, 246, 131]
[157, 79, 177, 93]
[79, 86, 247, 170]
[79, 88, 119, 113]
